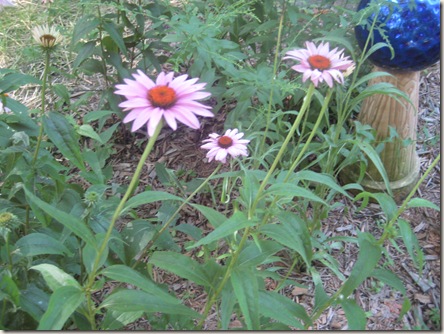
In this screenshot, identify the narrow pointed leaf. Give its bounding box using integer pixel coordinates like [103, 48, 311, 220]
[38, 286, 84, 330]
[340, 298, 367, 330]
[23, 186, 96, 248]
[30, 264, 81, 291]
[15, 233, 72, 257]
[42, 112, 85, 171]
[231, 267, 260, 330]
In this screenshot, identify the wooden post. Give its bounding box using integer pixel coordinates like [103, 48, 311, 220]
[345, 66, 421, 201]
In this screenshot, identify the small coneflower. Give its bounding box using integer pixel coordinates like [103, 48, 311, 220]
[31, 24, 63, 49]
[284, 41, 354, 88]
[201, 129, 250, 163]
[115, 70, 213, 136]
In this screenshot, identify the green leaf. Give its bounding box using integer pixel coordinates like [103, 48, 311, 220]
[292, 170, 352, 199]
[340, 298, 367, 330]
[355, 141, 393, 197]
[23, 186, 96, 248]
[82, 234, 108, 274]
[100, 289, 200, 318]
[258, 291, 311, 329]
[340, 232, 382, 298]
[73, 41, 96, 68]
[101, 265, 179, 304]
[237, 240, 283, 267]
[0, 72, 41, 93]
[42, 112, 85, 171]
[406, 198, 440, 211]
[190, 204, 227, 228]
[30, 264, 81, 291]
[0, 274, 20, 305]
[260, 211, 313, 266]
[77, 124, 104, 144]
[398, 219, 424, 274]
[71, 15, 100, 46]
[20, 284, 50, 322]
[188, 212, 255, 249]
[231, 267, 260, 330]
[371, 268, 406, 295]
[266, 183, 327, 205]
[102, 20, 127, 54]
[101, 310, 144, 330]
[15, 233, 73, 257]
[355, 192, 398, 222]
[38, 286, 84, 330]
[123, 191, 183, 214]
[149, 251, 211, 287]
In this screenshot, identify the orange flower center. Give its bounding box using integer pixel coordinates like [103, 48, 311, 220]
[308, 55, 331, 71]
[148, 85, 177, 108]
[218, 136, 233, 148]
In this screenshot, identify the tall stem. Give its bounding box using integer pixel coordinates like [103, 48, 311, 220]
[84, 123, 163, 326]
[251, 83, 315, 213]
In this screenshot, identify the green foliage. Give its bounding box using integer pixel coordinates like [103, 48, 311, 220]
[0, 0, 439, 330]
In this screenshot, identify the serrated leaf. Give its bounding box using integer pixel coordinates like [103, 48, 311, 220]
[15, 233, 72, 257]
[231, 267, 260, 330]
[340, 298, 367, 330]
[340, 233, 382, 298]
[188, 212, 255, 249]
[100, 289, 200, 318]
[149, 251, 211, 287]
[23, 186, 96, 248]
[38, 286, 84, 330]
[30, 264, 81, 291]
[101, 265, 179, 304]
[258, 291, 311, 329]
[42, 112, 85, 171]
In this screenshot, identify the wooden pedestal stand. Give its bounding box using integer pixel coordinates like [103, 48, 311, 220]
[344, 66, 421, 202]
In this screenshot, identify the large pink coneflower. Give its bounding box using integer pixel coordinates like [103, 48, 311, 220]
[115, 71, 213, 136]
[201, 129, 250, 163]
[284, 41, 354, 88]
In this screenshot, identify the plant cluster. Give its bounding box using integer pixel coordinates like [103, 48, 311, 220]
[0, 0, 439, 330]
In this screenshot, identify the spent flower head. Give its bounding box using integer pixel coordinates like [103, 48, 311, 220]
[284, 41, 354, 88]
[201, 128, 250, 163]
[115, 70, 213, 136]
[32, 24, 63, 49]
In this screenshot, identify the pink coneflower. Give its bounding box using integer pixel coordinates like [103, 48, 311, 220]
[284, 41, 354, 88]
[201, 129, 250, 163]
[115, 71, 213, 136]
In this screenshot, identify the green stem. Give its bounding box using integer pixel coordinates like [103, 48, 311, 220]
[31, 49, 50, 166]
[259, 7, 285, 161]
[378, 153, 440, 245]
[197, 226, 252, 329]
[84, 122, 163, 325]
[132, 164, 222, 268]
[251, 83, 315, 214]
[285, 88, 333, 181]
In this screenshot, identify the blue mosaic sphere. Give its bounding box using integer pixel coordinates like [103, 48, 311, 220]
[355, 0, 440, 71]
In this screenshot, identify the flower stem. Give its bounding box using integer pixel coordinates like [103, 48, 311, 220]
[197, 225, 252, 329]
[132, 164, 222, 268]
[84, 123, 163, 325]
[251, 83, 315, 213]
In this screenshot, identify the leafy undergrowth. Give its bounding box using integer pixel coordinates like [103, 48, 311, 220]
[0, 0, 440, 330]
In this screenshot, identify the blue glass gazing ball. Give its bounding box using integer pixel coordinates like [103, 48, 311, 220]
[355, 0, 440, 71]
